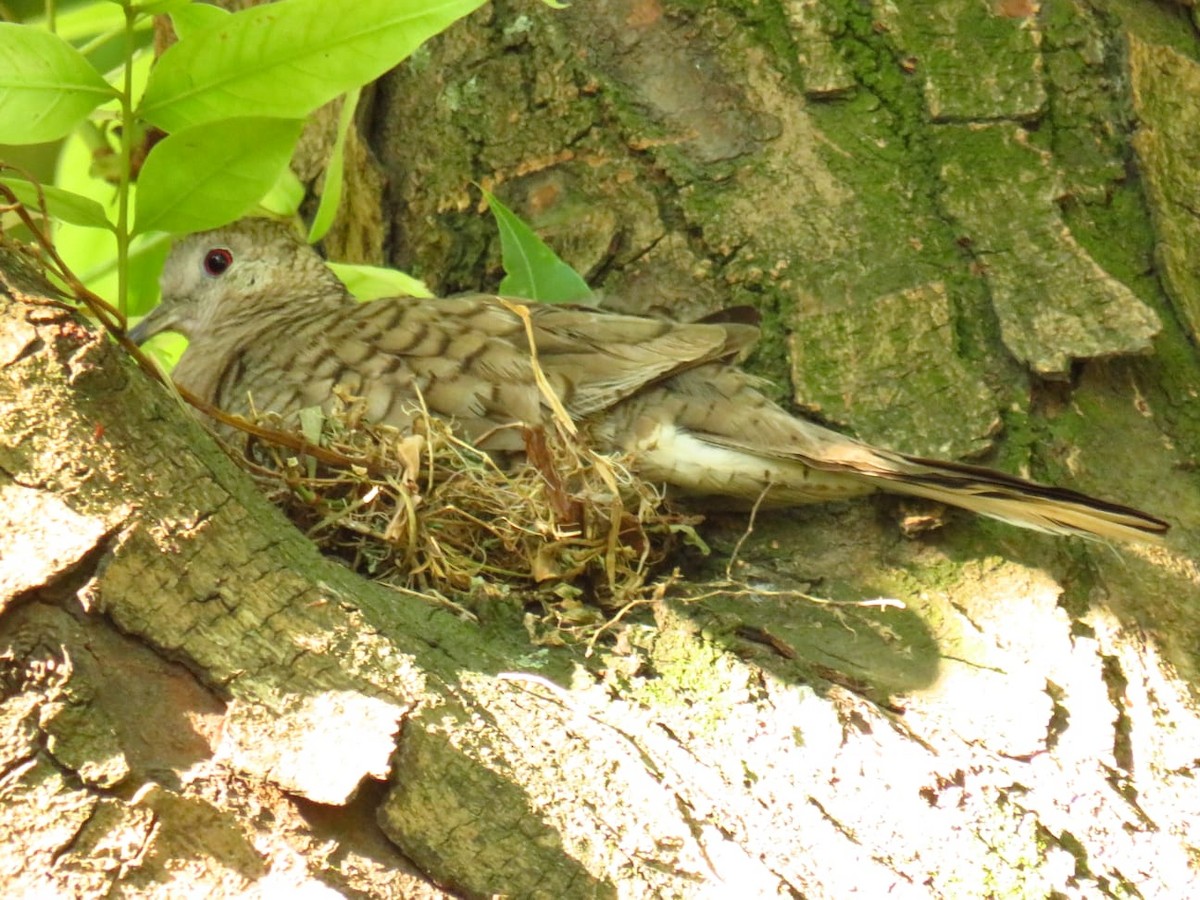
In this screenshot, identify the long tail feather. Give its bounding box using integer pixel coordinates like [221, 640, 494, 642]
[859, 450, 1169, 543]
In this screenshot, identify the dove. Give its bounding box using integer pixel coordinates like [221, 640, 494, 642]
[130, 218, 1169, 543]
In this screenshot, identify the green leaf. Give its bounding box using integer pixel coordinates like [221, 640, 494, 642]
[0, 23, 117, 144]
[51, 129, 122, 303]
[326, 262, 434, 300]
[133, 116, 303, 235]
[669, 522, 711, 555]
[133, 0, 194, 13]
[258, 166, 306, 218]
[33, 4, 126, 42]
[482, 188, 594, 304]
[46, 129, 168, 315]
[138, 0, 486, 132]
[169, 3, 230, 40]
[124, 234, 174, 317]
[298, 406, 326, 446]
[307, 87, 360, 243]
[0, 177, 115, 230]
[138, 331, 187, 372]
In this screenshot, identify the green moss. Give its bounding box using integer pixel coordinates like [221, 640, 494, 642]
[696, 0, 810, 89]
[737, 288, 793, 403]
[1104, 0, 1200, 60]
[628, 616, 747, 735]
[1062, 186, 1158, 289]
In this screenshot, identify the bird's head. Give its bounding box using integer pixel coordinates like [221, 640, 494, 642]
[130, 218, 348, 345]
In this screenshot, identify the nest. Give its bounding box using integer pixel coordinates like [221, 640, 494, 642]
[233, 387, 705, 639]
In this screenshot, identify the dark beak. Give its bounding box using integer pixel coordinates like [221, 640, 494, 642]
[127, 303, 177, 346]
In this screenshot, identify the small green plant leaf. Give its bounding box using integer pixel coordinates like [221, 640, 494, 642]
[298, 406, 326, 446]
[34, 4, 127, 42]
[133, 0, 194, 14]
[307, 87, 361, 243]
[326, 262, 434, 300]
[0, 23, 117, 144]
[133, 116, 304, 235]
[49, 130, 123, 302]
[0, 177, 115, 231]
[138, 0, 486, 132]
[258, 166, 306, 218]
[482, 188, 593, 304]
[169, 2, 230, 40]
[138, 330, 187, 372]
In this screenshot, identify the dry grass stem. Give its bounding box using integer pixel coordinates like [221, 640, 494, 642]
[235, 388, 704, 639]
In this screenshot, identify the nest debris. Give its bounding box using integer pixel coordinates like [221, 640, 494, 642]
[233, 387, 705, 641]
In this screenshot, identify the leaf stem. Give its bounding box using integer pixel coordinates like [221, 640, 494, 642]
[115, 3, 137, 316]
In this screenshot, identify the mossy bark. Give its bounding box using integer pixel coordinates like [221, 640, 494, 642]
[3, 1, 1200, 898]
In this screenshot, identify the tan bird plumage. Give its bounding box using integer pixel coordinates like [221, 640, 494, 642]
[131, 219, 1169, 544]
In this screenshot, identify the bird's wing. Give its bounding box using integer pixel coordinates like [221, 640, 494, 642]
[212, 293, 760, 448]
[521, 299, 759, 416]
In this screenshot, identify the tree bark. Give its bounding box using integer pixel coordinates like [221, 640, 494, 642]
[4, 1, 1200, 898]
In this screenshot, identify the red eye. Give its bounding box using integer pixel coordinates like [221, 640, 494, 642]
[203, 248, 233, 276]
